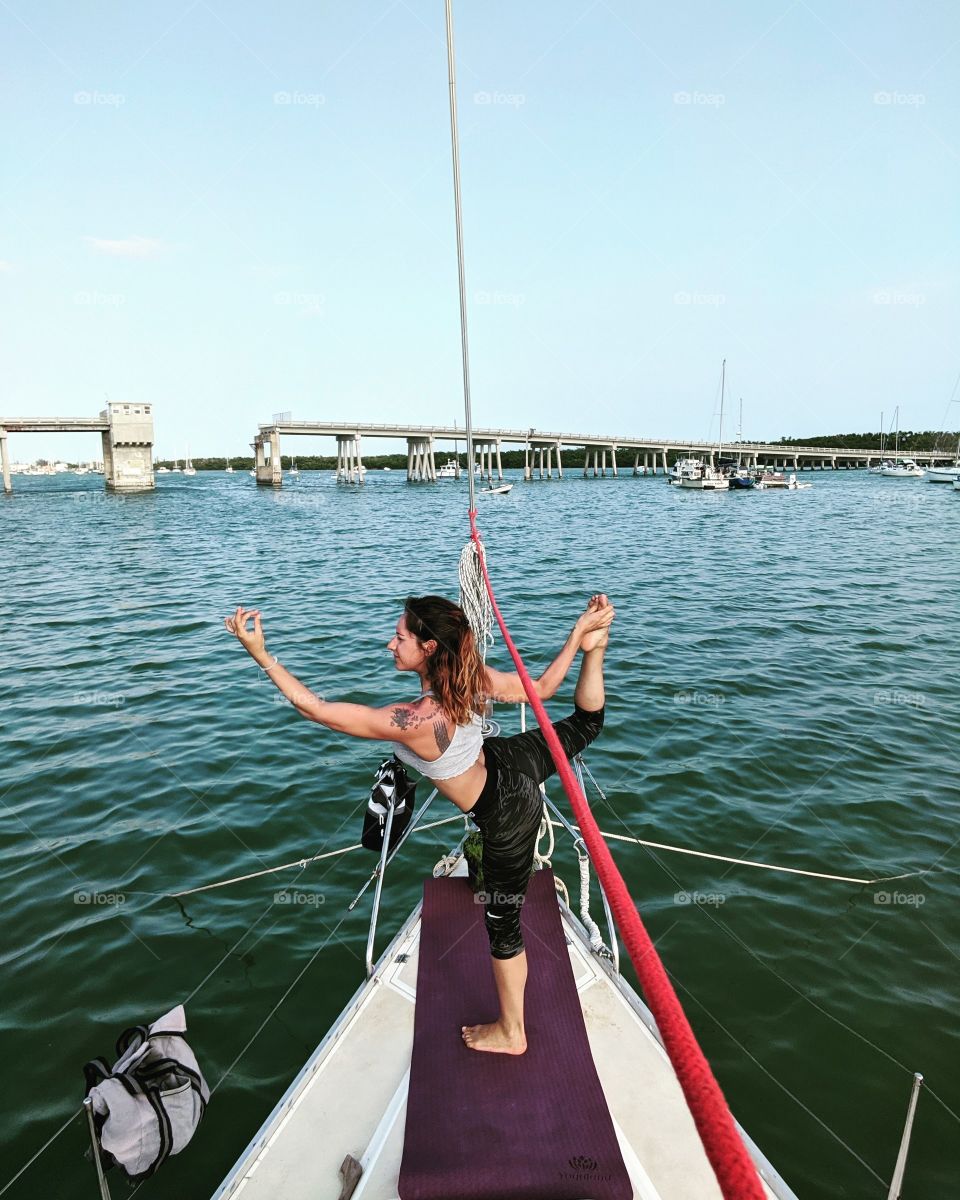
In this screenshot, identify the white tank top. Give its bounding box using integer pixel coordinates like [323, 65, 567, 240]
[391, 691, 484, 781]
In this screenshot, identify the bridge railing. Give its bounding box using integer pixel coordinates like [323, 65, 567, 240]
[256, 420, 893, 457]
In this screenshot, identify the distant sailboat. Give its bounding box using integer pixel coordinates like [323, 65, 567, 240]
[225, 459, 234, 474]
[880, 408, 924, 477]
[170, 457, 182, 474]
[183, 448, 196, 477]
[288, 457, 300, 477]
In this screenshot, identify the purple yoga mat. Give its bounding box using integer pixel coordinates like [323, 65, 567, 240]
[398, 867, 633, 1200]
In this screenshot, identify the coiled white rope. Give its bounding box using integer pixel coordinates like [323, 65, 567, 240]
[575, 838, 606, 953]
[458, 539, 494, 662]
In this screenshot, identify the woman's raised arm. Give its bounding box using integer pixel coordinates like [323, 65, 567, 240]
[223, 605, 425, 741]
[483, 595, 614, 704]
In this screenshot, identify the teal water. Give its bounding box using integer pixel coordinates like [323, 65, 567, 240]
[2, 468, 958, 1198]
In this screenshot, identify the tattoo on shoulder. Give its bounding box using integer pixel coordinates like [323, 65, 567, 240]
[433, 718, 451, 754]
[390, 706, 424, 732]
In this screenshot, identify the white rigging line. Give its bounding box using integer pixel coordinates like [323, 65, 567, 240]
[444, 0, 475, 514]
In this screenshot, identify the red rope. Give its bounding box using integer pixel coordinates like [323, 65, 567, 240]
[469, 511, 766, 1200]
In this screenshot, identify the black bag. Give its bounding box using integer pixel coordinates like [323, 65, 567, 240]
[361, 755, 418, 853]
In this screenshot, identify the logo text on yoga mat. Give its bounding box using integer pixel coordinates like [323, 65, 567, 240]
[558, 1152, 614, 1183]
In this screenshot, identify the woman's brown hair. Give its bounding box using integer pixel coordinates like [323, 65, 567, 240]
[403, 595, 487, 726]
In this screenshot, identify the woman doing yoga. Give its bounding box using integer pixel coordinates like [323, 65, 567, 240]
[224, 591, 614, 1056]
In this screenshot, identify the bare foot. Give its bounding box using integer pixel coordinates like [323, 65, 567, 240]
[461, 1021, 528, 1055]
[580, 623, 610, 652]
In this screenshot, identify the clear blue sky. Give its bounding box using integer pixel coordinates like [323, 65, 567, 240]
[3, 1, 959, 461]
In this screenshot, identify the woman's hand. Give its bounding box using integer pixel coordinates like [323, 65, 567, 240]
[574, 594, 615, 649]
[224, 606, 267, 660]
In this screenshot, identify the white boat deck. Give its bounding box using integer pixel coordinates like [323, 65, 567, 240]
[212, 861, 797, 1200]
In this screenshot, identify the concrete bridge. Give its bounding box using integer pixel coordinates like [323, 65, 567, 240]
[251, 419, 930, 486]
[0, 404, 155, 493]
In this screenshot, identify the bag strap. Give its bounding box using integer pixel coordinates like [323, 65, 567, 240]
[115, 1023, 149, 1059]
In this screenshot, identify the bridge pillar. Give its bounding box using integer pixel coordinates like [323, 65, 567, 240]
[406, 436, 433, 482]
[1, 428, 10, 495]
[524, 443, 531, 481]
[254, 431, 283, 486]
[495, 440, 503, 481]
[632, 451, 639, 476]
[101, 402, 155, 491]
[611, 446, 618, 477]
[661, 449, 668, 474]
[555, 443, 563, 479]
[338, 434, 365, 483]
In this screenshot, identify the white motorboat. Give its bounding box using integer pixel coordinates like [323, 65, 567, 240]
[676, 463, 729, 492]
[437, 458, 460, 479]
[156, 465, 170, 474]
[478, 482, 512, 494]
[954, 478, 960, 491]
[668, 457, 703, 482]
